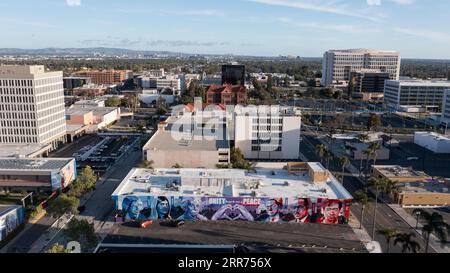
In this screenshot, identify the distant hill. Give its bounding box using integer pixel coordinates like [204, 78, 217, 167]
[0, 47, 187, 57]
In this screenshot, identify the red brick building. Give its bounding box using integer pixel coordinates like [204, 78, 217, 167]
[74, 70, 132, 85]
[206, 85, 247, 105]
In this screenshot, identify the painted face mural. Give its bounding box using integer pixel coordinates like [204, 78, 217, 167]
[116, 196, 351, 224]
[323, 200, 342, 224]
[156, 197, 171, 219]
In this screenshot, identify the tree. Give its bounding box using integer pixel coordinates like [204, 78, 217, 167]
[323, 149, 333, 169]
[105, 97, 121, 107]
[64, 219, 99, 253]
[172, 163, 183, 168]
[447, 69, 450, 81]
[77, 166, 97, 192]
[47, 243, 71, 253]
[394, 233, 421, 253]
[363, 149, 374, 181]
[315, 144, 327, 164]
[45, 194, 80, 218]
[412, 209, 450, 253]
[230, 148, 253, 170]
[368, 176, 389, 239]
[139, 160, 154, 169]
[353, 189, 369, 229]
[338, 156, 350, 184]
[378, 228, 399, 253]
[266, 74, 273, 91]
[367, 113, 381, 131]
[368, 142, 381, 167]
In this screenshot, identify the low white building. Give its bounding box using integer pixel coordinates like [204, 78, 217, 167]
[414, 132, 450, 153]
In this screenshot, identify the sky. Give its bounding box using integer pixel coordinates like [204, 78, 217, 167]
[1, 0, 450, 58]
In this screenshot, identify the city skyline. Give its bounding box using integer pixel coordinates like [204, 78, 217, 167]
[1, 0, 450, 59]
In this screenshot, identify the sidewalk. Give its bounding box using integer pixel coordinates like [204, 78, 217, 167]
[348, 212, 381, 253]
[388, 204, 450, 253]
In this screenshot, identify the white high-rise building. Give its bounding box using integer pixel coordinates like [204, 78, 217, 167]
[0, 65, 67, 150]
[321, 49, 401, 86]
[234, 105, 301, 160]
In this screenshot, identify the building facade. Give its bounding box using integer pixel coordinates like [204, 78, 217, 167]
[321, 49, 400, 86]
[442, 89, 450, 124]
[0, 158, 76, 192]
[0, 205, 25, 244]
[348, 69, 390, 100]
[384, 80, 450, 112]
[206, 85, 247, 105]
[222, 64, 245, 85]
[74, 70, 132, 85]
[234, 106, 302, 160]
[112, 163, 353, 224]
[414, 132, 450, 154]
[0, 65, 67, 150]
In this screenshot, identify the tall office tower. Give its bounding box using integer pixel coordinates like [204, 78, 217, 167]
[0, 65, 67, 149]
[222, 64, 245, 85]
[321, 49, 401, 86]
[348, 69, 390, 100]
[234, 105, 302, 160]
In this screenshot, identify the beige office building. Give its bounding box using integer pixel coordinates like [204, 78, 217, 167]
[0, 65, 67, 152]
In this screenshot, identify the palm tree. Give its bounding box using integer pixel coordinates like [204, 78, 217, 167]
[394, 233, 421, 253]
[364, 149, 375, 181]
[412, 209, 450, 253]
[383, 179, 399, 202]
[368, 176, 389, 239]
[315, 144, 327, 164]
[353, 189, 369, 230]
[323, 149, 334, 169]
[378, 228, 399, 253]
[369, 142, 381, 167]
[139, 159, 154, 169]
[338, 156, 350, 184]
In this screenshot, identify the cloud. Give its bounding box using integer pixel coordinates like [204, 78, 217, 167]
[274, 17, 366, 33]
[367, 0, 414, 5]
[393, 27, 450, 43]
[247, 0, 383, 21]
[79, 38, 231, 48]
[66, 0, 81, 6]
[366, 0, 381, 6]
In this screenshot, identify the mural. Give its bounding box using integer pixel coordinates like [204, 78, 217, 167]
[51, 160, 77, 191]
[0, 207, 24, 242]
[117, 196, 352, 225]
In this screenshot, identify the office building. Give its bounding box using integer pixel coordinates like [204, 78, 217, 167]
[234, 105, 302, 160]
[414, 132, 450, 154]
[0, 158, 76, 192]
[348, 69, 390, 100]
[0, 65, 67, 154]
[111, 162, 353, 224]
[206, 85, 247, 105]
[442, 90, 450, 124]
[63, 76, 91, 90]
[74, 70, 132, 85]
[222, 65, 245, 85]
[384, 80, 450, 112]
[321, 49, 400, 86]
[142, 103, 230, 168]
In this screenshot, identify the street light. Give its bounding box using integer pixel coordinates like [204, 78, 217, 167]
[415, 211, 421, 229]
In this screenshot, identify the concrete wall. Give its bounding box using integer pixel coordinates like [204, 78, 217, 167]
[397, 192, 450, 206]
[146, 149, 222, 169]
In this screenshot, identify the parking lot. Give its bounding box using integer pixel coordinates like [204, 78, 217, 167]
[50, 134, 141, 176]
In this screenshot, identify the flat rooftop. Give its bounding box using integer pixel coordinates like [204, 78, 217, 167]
[386, 80, 450, 86]
[0, 158, 74, 171]
[374, 165, 431, 180]
[144, 115, 229, 151]
[415, 132, 450, 141]
[100, 220, 366, 253]
[112, 165, 352, 200]
[0, 144, 51, 158]
[398, 180, 450, 194]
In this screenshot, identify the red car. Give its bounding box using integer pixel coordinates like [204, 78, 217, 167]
[140, 220, 153, 228]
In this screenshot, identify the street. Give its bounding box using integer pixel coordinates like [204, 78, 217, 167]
[300, 131, 437, 253]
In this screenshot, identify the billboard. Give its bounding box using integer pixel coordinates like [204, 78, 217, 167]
[51, 160, 77, 191]
[0, 206, 25, 242]
[116, 196, 351, 225]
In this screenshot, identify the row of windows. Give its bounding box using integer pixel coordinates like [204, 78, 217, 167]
[251, 145, 282, 152]
[0, 136, 38, 144]
[0, 112, 36, 120]
[0, 87, 34, 95]
[0, 103, 35, 112]
[252, 118, 283, 124]
[252, 125, 283, 131]
[0, 79, 33, 87]
[1, 128, 38, 137]
[1, 119, 36, 128]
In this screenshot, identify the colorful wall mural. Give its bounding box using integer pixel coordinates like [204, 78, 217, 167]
[51, 160, 77, 191]
[0, 206, 25, 242]
[115, 196, 352, 225]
